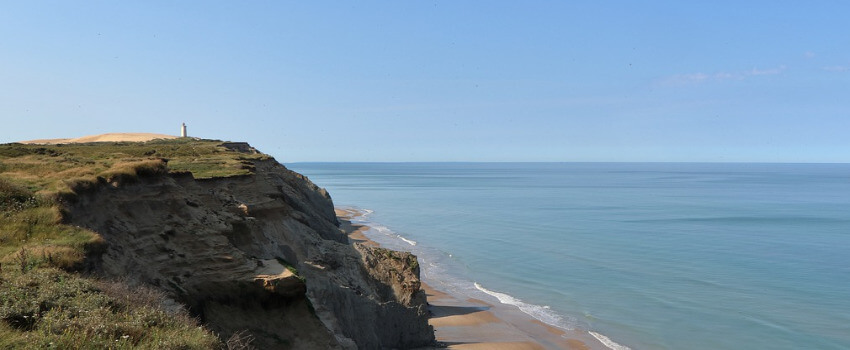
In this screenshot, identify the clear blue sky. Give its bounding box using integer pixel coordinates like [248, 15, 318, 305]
[2, 1, 848, 162]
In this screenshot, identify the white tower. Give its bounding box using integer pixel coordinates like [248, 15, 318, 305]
[181, 123, 187, 137]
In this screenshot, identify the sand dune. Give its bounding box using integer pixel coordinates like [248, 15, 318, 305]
[19, 133, 178, 144]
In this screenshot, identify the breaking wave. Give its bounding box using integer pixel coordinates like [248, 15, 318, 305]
[590, 331, 632, 350]
[398, 236, 417, 246]
[473, 282, 573, 331]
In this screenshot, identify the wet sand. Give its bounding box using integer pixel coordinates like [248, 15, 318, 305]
[336, 208, 607, 350]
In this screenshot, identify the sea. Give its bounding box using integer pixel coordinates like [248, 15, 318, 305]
[286, 162, 850, 350]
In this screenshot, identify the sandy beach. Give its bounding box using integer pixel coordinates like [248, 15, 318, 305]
[336, 208, 608, 350]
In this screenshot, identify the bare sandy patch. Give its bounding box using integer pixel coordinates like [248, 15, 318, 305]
[19, 132, 178, 144]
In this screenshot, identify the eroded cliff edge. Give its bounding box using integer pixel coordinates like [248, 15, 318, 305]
[62, 149, 434, 349]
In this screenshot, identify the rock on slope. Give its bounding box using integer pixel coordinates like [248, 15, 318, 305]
[62, 148, 434, 349]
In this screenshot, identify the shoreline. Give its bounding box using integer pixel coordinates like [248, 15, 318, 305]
[336, 207, 609, 350]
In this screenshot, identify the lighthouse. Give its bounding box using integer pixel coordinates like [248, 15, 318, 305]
[181, 123, 187, 138]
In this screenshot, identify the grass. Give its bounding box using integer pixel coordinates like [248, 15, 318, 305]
[0, 179, 104, 271]
[0, 267, 220, 349]
[0, 138, 270, 197]
[0, 138, 271, 349]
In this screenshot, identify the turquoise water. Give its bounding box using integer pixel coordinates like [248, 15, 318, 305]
[286, 162, 850, 349]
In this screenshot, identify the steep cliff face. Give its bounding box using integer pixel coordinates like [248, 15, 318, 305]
[63, 156, 434, 349]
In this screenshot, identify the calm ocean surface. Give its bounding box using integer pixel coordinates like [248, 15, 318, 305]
[286, 162, 850, 350]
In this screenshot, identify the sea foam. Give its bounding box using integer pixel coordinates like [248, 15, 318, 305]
[473, 283, 630, 350]
[474, 282, 574, 331]
[398, 236, 417, 246]
[353, 212, 418, 246]
[589, 331, 632, 350]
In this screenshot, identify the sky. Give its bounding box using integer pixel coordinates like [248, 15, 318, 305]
[1, 1, 849, 162]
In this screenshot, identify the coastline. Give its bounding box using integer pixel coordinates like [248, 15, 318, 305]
[337, 208, 609, 350]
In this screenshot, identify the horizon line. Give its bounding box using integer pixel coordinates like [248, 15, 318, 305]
[284, 160, 850, 165]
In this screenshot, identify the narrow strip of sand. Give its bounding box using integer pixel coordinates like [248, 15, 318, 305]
[336, 208, 608, 350]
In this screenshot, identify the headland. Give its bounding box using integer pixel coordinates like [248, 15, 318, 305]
[1, 135, 432, 348]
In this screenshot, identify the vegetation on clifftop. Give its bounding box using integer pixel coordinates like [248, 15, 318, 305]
[0, 138, 270, 349]
[0, 138, 270, 197]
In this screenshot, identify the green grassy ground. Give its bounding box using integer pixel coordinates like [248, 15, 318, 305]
[0, 138, 269, 348]
[0, 138, 269, 196]
[0, 267, 220, 349]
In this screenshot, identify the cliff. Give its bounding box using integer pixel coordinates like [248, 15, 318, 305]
[0, 139, 434, 349]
